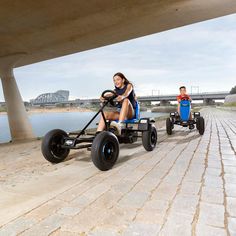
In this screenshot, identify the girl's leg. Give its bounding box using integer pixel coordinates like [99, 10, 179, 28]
[97, 111, 120, 132]
[119, 98, 134, 121]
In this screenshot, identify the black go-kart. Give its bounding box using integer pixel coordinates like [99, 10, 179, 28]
[166, 99, 205, 135]
[41, 90, 157, 171]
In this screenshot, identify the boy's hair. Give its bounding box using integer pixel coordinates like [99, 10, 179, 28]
[179, 86, 186, 90]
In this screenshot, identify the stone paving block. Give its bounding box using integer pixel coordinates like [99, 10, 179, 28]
[24, 199, 67, 222]
[221, 154, 236, 160]
[57, 206, 81, 217]
[152, 183, 178, 201]
[56, 176, 105, 202]
[201, 186, 224, 204]
[226, 197, 236, 217]
[61, 206, 110, 234]
[123, 222, 160, 236]
[118, 191, 149, 209]
[83, 183, 110, 200]
[135, 208, 166, 224]
[0, 217, 37, 236]
[20, 214, 65, 236]
[228, 217, 236, 236]
[198, 202, 225, 228]
[224, 166, 236, 175]
[143, 198, 169, 212]
[195, 224, 227, 236]
[50, 229, 79, 236]
[180, 181, 201, 195]
[88, 225, 120, 236]
[204, 175, 223, 188]
[222, 159, 236, 167]
[111, 179, 136, 194]
[207, 160, 222, 169]
[100, 205, 137, 229]
[170, 194, 199, 215]
[225, 183, 236, 197]
[225, 174, 236, 184]
[90, 189, 123, 209]
[205, 167, 222, 176]
[70, 194, 94, 208]
[159, 212, 193, 236]
[162, 173, 184, 185]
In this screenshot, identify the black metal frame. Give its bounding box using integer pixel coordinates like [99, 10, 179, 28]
[60, 92, 154, 150]
[170, 112, 200, 127]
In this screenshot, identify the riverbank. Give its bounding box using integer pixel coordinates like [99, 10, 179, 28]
[0, 106, 93, 115]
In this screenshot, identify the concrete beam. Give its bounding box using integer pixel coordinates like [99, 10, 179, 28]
[1, 1, 236, 67]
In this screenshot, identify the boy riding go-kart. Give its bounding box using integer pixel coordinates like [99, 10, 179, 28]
[166, 86, 205, 135]
[41, 73, 157, 171]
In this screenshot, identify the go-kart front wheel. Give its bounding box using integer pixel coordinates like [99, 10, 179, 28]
[197, 117, 205, 135]
[41, 129, 70, 163]
[142, 125, 157, 151]
[91, 131, 119, 171]
[166, 118, 173, 135]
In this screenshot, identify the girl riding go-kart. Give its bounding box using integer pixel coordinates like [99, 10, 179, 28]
[41, 72, 157, 171]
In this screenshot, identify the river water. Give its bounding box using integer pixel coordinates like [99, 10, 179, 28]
[0, 111, 166, 143]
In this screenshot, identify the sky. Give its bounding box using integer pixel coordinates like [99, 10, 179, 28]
[0, 13, 236, 101]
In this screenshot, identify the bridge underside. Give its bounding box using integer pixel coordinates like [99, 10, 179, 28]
[1, 0, 236, 67]
[0, 0, 236, 141]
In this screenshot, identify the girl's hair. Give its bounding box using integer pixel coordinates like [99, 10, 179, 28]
[113, 72, 132, 86]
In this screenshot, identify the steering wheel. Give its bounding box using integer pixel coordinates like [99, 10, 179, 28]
[101, 90, 118, 106]
[181, 96, 190, 101]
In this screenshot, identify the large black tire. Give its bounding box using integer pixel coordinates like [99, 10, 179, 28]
[91, 131, 119, 171]
[142, 125, 157, 151]
[198, 117, 205, 135]
[166, 118, 173, 135]
[41, 129, 70, 163]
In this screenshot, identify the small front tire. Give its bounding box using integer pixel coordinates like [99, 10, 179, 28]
[142, 125, 157, 151]
[166, 118, 173, 135]
[197, 117, 205, 135]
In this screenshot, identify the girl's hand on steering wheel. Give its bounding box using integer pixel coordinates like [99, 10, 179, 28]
[100, 96, 105, 102]
[116, 95, 125, 102]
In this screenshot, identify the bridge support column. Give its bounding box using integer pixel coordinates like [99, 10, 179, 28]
[0, 54, 34, 141]
[203, 98, 215, 105]
[160, 100, 170, 106]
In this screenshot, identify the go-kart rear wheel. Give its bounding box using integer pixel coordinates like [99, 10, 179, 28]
[197, 117, 205, 135]
[41, 129, 70, 163]
[91, 131, 119, 171]
[166, 118, 173, 135]
[142, 125, 157, 151]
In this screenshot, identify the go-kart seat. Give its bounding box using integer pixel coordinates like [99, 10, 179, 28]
[115, 101, 140, 124]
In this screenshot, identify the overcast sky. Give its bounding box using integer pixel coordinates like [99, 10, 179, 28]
[1, 13, 236, 101]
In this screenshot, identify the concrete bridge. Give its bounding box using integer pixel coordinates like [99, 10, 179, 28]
[139, 91, 230, 105]
[71, 91, 229, 106]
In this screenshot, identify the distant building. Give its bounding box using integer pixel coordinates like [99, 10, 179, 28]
[30, 90, 69, 105]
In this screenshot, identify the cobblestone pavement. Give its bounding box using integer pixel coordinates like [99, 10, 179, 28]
[0, 108, 235, 236]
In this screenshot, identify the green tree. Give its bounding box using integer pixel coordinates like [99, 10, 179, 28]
[230, 86, 236, 94]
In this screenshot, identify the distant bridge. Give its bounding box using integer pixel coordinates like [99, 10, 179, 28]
[75, 91, 229, 105]
[31, 91, 230, 106]
[138, 91, 229, 102]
